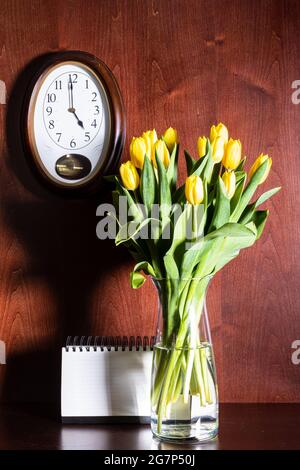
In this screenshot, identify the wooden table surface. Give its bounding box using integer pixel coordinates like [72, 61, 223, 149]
[1, 0, 299, 408]
[0, 404, 299, 450]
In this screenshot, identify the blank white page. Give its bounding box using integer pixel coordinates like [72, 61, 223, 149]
[61, 347, 152, 418]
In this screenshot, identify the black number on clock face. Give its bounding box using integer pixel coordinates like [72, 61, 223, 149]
[91, 119, 97, 128]
[91, 92, 97, 102]
[47, 93, 56, 103]
[69, 73, 78, 84]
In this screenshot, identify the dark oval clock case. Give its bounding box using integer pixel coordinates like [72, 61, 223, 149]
[21, 50, 126, 197]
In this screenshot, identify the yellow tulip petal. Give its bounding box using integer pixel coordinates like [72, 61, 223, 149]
[130, 136, 147, 169]
[197, 136, 207, 159]
[210, 122, 229, 143]
[154, 139, 170, 168]
[249, 153, 272, 184]
[163, 127, 178, 152]
[223, 138, 242, 170]
[185, 175, 204, 205]
[222, 170, 236, 199]
[120, 161, 140, 190]
[211, 136, 226, 163]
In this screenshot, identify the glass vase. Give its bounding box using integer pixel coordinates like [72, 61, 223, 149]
[151, 276, 218, 443]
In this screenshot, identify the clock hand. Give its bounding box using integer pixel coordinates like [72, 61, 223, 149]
[69, 108, 84, 129]
[68, 76, 74, 112]
[67, 76, 84, 128]
[73, 111, 84, 129]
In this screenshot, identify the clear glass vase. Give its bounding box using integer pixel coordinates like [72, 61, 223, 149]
[151, 276, 218, 443]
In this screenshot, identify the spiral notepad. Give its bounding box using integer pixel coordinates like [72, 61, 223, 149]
[61, 336, 155, 423]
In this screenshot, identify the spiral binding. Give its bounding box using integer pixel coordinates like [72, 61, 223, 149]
[65, 336, 156, 352]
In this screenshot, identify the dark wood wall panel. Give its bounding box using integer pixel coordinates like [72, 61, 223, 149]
[0, 0, 299, 403]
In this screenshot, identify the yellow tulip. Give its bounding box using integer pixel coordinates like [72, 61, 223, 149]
[141, 134, 151, 159]
[153, 139, 170, 168]
[223, 138, 242, 170]
[163, 127, 178, 152]
[142, 129, 157, 162]
[249, 153, 272, 184]
[222, 170, 236, 199]
[211, 136, 226, 163]
[197, 136, 207, 158]
[119, 161, 140, 190]
[185, 175, 204, 205]
[130, 136, 147, 169]
[210, 122, 229, 143]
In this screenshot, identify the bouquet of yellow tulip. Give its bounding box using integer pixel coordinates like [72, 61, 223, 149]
[110, 123, 280, 436]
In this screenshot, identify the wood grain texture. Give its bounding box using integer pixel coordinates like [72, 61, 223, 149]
[0, 0, 299, 403]
[1, 403, 300, 450]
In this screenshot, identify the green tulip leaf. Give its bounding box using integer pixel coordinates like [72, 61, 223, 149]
[163, 253, 180, 279]
[132, 261, 156, 277]
[113, 176, 143, 222]
[198, 180, 208, 234]
[239, 186, 281, 224]
[181, 238, 216, 283]
[167, 143, 179, 192]
[209, 162, 222, 188]
[230, 173, 246, 214]
[165, 205, 196, 272]
[115, 218, 154, 245]
[202, 141, 214, 183]
[191, 153, 210, 177]
[212, 227, 257, 273]
[236, 157, 247, 171]
[249, 209, 269, 239]
[166, 205, 192, 257]
[140, 156, 156, 214]
[179, 222, 255, 284]
[208, 177, 230, 232]
[235, 170, 247, 184]
[155, 150, 172, 231]
[204, 222, 257, 274]
[256, 186, 281, 206]
[184, 150, 196, 175]
[130, 271, 146, 289]
[173, 184, 185, 204]
[207, 222, 257, 240]
[230, 159, 269, 222]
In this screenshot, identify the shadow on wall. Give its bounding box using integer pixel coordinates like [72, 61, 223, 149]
[1, 54, 125, 405]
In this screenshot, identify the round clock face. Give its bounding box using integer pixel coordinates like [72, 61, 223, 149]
[25, 55, 125, 191]
[43, 69, 104, 151]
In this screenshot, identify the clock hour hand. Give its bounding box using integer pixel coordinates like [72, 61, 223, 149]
[73, 111, 84, 129]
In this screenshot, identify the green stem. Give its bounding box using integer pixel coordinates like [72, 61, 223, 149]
[154, 276, 213, 433]
[156, 348, 181, 433]
[200, 347, 212, 404]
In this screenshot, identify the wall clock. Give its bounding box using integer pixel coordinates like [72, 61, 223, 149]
[22, 51, 125, 194]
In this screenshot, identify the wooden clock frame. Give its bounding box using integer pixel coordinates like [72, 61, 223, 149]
[22, 50, 126, 195]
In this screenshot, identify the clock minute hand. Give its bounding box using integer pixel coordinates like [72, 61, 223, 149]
[67, 77, 84, 128]
[68, 77, 74, 111]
